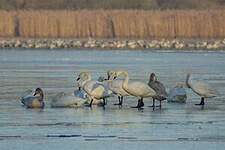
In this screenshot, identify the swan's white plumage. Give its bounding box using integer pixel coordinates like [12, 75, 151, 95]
[115, 71, 156, 99]
[189, 81, 217, 98]
[77, 72, 112, 104]
[125, 81, 156, 98]
[186, 73, 218, 98]
[109, 80, 130, 97]
[51, 91, 88, 108]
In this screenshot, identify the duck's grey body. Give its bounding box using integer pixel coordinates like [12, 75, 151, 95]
[148, 73, 167, 109]
[20, 88, 44, 109]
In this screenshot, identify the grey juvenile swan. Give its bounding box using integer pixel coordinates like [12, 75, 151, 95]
[148, 73, 167, 110]
[21, 88, 45, 109]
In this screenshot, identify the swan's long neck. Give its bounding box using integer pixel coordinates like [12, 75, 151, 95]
[36, 91, 44, 101]
[40, 93, 44, 101]
[80, 73, 91, 88]
[120, 71, 129, 90]
[87, 73, 91, 81]
[186, 74, 191, 88]
[107, 80, 113, 88]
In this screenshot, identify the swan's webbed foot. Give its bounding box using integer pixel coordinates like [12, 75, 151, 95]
[103, 98, 107, 107]
[131, 99, 144, 108]
[148, 99, 162, 110]
[114, 101, 123, 106]
[114, 96, 123, 106]
[195, 103, 204, 106]
[114, 103, 122, 106]
[148, 99, 156, 110]
[195, 98, 205, 106]
[88, 99, 93, 107]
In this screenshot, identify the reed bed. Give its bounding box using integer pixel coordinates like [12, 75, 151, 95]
[0, 10, 225, 38]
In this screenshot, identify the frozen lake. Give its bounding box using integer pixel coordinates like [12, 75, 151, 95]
[0, 49, 225, 150]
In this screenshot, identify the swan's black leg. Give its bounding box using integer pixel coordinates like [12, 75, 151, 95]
[139, 98, 144, 108]
[114, 96, 121, 105]
[131, 99, 141, 108]
[152, 99, 155, 110]
[132, 98, 144, 108]
[103, 98, 106, 106]
[148, 99, 155, 108]
[89, 99, 93, 107]
[159, 100, 162, 109]
[119, 96, 123, 106]
[195, 97, 205, 106]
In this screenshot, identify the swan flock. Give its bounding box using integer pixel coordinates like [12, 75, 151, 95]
[20, 71, 218, 110]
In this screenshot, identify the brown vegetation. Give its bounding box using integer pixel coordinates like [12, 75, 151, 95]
[0, 10, 225, 39]
[0, 0, 225, 10]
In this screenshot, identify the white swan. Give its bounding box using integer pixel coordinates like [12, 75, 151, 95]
[186, 73, 217, 106]
[114, 71, 156, 108]
[77, 72, 112, 107]
[51, 90, 89, 108]
[107, 71, 130, 106]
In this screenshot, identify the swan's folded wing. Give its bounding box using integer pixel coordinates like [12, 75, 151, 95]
[149, 81, 167, 97]
[128, 82, 156, 96]
[91, 85, 105, 98]
[51, 93, 88, 108]
[192, 81, 217, 97]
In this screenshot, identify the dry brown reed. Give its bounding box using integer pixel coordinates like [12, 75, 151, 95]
[0, 10, 225, 39]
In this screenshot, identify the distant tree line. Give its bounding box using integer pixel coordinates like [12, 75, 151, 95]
[0, 0, 225, 10]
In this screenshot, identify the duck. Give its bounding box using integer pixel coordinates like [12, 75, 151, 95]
[114, 70, 156, 108]
[148, 73, 167, 109]
[21, 88, 45, 109]
[107, 71, 130, 106]
[186, 73, 217, 106]
[76, 72, 112, 107]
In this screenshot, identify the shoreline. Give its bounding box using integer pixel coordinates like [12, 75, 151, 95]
[1, 38, 225, 50]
